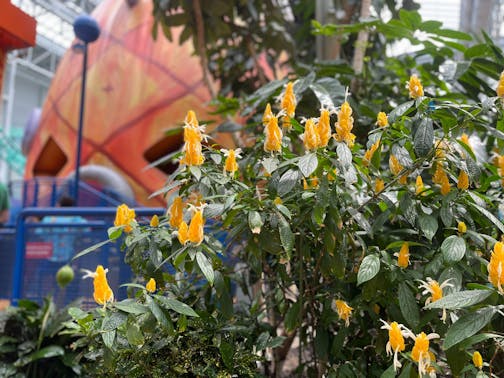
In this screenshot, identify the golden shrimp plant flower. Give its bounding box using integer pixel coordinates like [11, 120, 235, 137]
[262, 103, 273, 127]
[374, 178, 384, 194]
[83, 265, 114, 306]
[380, 320, 410, 371]
[410, 332, 440, 376]
[395, 242, 410, 268]
[264, 114, 283, 153]
[488, 241, 504, 293]
[363, 140, 380, 167]
[376, 111, 389, 127]
[280, 82, 296, 129]
[497, 155, 504, 186]
[458, 221, 467, 234]
[188, 204, 206, 245]
[416, 175, 425, 195]
[473, 351, 483, 369]
[114, 204, 136, 233]
[177, 221, 189, 245]
[408, 74, 424, 98]
[317, 108, 332, 147]
[389, 155, 407, 185]
[334, 101, 356, 147]
[418, 277, 453, 322]
[457, 170, 469, 190]
[497, 70, 504, 97]
[150, 214, 159, 227]
[168, 196, 184, 228]
[335, 299, 353, 327]
[146, 278, 156, 293]
[222, 148, 242, 175]
[302, 118, 320, 151]
[181, 110, 206, 166]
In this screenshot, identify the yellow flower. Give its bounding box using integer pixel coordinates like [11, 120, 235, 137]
[180, 110, 205, 166]
[327, 168, 337, 181]
[497, 155, 504, 186]
[114, 204, 136, 233]
[334, 101, 356, 147]
[264, 114, 283, 153]
[433, 163, 450, 195]
[458, 221, 467, 234]
[83, 265, 114, 306]
[188, 205, 205, 245]
[411, 332, 439, 376]
[376, 112, 389, 127]
[181, 140, 204, 166]
[380, 320, 410, 371]
[273, 196, 283, 205]
[416, 175, 425, 195]
[185, 109, 199, 127]
[281, 82, 296, 129]
[263, 103, 273, 127]
[363, 140, 380, 167]
[418, 277, 453, 305]
[497, 71, 504, 97]
[460, 133, 472, 151]
[335, 299, 353, 327]
[488, 241, 504, 293]
[177, 221, 189, 245]
[146, 278, 156, 293]
[374, 178, 385, 193]
[457, 170, 469, 190]
[302, 118, 320, 151]
[473, 351, 483, 369]
[223, 148, 242, 175]
[408, 74, 424, 98]
[150, 214, 159, 227]
[303, 176, 319, 190]
[395, 242, 410, 268]
[318, 108, 332, 147]
[389, 155, 407, 185]
[168, 196, 184, 228]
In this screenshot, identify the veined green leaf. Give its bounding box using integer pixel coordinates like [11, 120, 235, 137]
[441, 235, 466, 263]
[425, 289, 492, 310]
[444, 307, 496, 349]
[357, 255, 380, 286]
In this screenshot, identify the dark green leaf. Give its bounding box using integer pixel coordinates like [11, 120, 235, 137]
[278, 169, 300, 196]
[388, 101, 414, 123]
[298, 153, 318, 177]
[444, 306, 496, 349]
[278, 215, 294, 259]
[285, 301, 301, 332]
[114, 300, 149, 315]
[418, 214, 438, 241]
[398, 282, 420, 328]
[72, 239, 112, 261]
[155, 295, 199, 317]
[425, 290, 492, 310]
[413, 118, 434, 157]
[219, 341, 234, 369]
[126, 323, 144, 346]
[196, 251, 215, 285]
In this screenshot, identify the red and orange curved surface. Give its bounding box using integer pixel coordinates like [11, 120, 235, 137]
[25, 0, 234, 205]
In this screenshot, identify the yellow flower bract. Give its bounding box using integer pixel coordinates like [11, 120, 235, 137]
[114, 204, 136, 233]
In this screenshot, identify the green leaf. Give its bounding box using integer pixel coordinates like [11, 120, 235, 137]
[278, 169, 300, 196]
[388, 101, 414, 123]
[309, 83, 334, 108]
[219, 341, 234, 369]
[380, 364, 396, 378]
[413, 118, 434, 157]
[102, 311, 127, 331]
[298, 153, 318, 177]
[262, 157, 279, 174]
[337, 143, 352, 167]
[444, 306, 496, 350]
[426, 289, 492, 310]
[146, 296, 172, 330]
[114, 300, 149, 315]
[16, 345, 64, 366]
[155, 295, 199, 317]
[189, 166, 201, 181]
[357, 255, 380, 286]
[248, 211, 263, 234]
[126, 323, 144, 347]
[418, 214, 438, 241]
[469, 202, 504, 234]
[107, 226, 123, 240]
[72, 239, 112, 261]
[278, 215, 294, 259]
[102, 330, 115, 349]
[435, 28, 472, 41]
[441, 235, 466, 263]
[196, 251, 215, 285]
[285, 301, 301, 332]
[398, 282, 420, 328]
[216, 121, 242, 133]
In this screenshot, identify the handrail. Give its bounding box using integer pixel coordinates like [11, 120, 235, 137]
[11, 207, 165, 305]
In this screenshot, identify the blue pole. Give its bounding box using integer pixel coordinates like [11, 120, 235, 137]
[73, 43, 88, 205]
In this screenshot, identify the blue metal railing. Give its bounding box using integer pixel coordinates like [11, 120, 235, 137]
[10, 207, 165, 306]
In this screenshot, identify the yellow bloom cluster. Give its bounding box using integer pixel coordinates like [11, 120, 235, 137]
[432, 163, 450, 195]
[376, 112, 389, 127]
[318, 108, 332, 147]
[396, 242, 410, 268]
[223, 148, 242, 175]
[335, 299, 353, 327]
[168, 196, 184, 228]
[334, 101, 356, 147]
[496, 155, 504, 186]
[457, 170, 469, 190]
[374, 178, 384, 193]
[281, 82, 296, 129]
[497, 70, 504, 97]
[488, 241, 504, 293]
[83, 265, 114, 306]
[114, 204, 136, 233]
[473, 351, 483, 369]
[302, 118, 320, 151]
[264, 112, 283, 153]
[416, 175, 425, 195]
[146, 278, 156, 293]
[362, 140, 380, 167]
[408, 74, 424, 98]
[167, 196, 206, 245]
[180, 110, 205, 166]
[458, 221, 467, 234]
[389, 155, 407, 185]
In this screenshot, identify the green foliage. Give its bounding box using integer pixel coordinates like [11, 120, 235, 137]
[0, 298, 82, 377]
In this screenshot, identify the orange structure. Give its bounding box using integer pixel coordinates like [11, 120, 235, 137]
[24, 0, 235, 206]
[0, 0, 36, 101]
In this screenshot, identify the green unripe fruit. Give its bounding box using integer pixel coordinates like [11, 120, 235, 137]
[56, 265, 74, 288]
